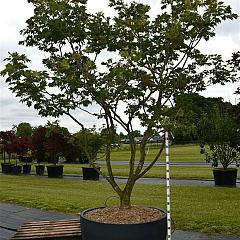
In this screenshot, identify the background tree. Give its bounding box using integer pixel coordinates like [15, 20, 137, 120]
[1, 0, 238, 207]
[16, 122, 33, 137]
[173, 93, 232, 144]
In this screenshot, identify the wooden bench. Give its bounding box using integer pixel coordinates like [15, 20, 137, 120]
[11, 219, 82, 240]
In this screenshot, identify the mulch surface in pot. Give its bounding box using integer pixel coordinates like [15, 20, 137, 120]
[85, 206, 165, 224]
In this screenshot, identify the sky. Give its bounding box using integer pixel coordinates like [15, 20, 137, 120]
[0, 0, 239, 133]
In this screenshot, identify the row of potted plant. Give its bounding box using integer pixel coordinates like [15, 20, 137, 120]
[1, 160, 101, 180]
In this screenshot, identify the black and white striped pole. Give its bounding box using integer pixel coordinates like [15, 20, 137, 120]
[165, 131, 171, 240]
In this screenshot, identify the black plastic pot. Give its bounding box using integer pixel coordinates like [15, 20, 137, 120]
[36, 165, 45, 175]
[213, 168, 238, 187]
[22, 164, 32, 174]
[47, 165, 63, 178]
[82, 167, 100, 180]
[11, 165, 22, 175]
[1, 163, 14, 174]
[80, 207, 167, 240]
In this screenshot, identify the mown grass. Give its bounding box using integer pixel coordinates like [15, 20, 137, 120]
[99, 144, 205, 162]
[0, 174, 239, 236]
[63, 164, 216, 179]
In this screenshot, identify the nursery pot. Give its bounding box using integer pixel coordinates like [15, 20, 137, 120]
[213, 168, 238, 187]
[11, 165, 22, 175]
[82, 167, 100, 180]
[22, 164, 32, 174]
[1, 163, 14, 174]
[80, 207, 167, 240]
[35, 165, 45, 175]
[47, 165, 63, 178]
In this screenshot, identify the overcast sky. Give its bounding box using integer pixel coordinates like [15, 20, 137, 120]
[0, 0, 239, 133]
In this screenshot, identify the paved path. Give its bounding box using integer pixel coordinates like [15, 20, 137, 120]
[64, 174, 240, 187]
[0, 202, 239, 240]
[1, 172, 239, 187]
[96, 161, 237, 167]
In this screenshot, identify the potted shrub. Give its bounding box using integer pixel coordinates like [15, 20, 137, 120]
[16, 137, 33, 174]
[1, 0, 237, 239]
[5, 139, 23, 175]
[44, 122, 69, 178]
[200, 105, 240, 186]
[71, 128, 105, 180]
[0, 131, 15, 174]
[32, 126, 47, 175]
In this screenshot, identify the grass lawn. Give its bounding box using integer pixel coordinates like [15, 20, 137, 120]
[0, 174, 239, 236]
[63, 164, 214, 179]
[100, 144, 205, 162]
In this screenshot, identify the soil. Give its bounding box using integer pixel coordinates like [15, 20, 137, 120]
[85, 206, 165, 224]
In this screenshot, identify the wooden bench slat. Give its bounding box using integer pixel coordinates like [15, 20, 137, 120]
[21, 219, 80, 226]
[11, 219, 82, 240]
[14, 229, 81, 235]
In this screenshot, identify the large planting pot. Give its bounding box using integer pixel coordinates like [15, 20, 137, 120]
[1, 163, 14, 174]
[80, 207, 167, 240]
[82, 167, 100, 180]
[11, 165, 22, 175]
[47, 165, 63, 178]
[22, 164, 32, 174]
[35, 165, 45, 175]
[213, 168, 238, 187]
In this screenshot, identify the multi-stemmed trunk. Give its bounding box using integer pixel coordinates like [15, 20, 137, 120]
[104, 126, 165, 209]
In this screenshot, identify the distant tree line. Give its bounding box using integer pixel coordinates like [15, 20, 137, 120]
[172, 93, 240, 144]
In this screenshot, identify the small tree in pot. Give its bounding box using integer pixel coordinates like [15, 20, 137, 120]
[200, 105, 240, 186]
[1, 0, 238, 239]
[0, 131, 16, 173]
[32, 126, 47, 175]
[10, 137, 33, 174]
[44, 122, 69, 178]
[71, 128, 105, 180]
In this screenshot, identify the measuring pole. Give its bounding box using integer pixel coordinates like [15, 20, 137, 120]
[165, 131, 171, 240]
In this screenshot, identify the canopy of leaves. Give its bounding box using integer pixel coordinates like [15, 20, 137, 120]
[1, 0, 238, 134]
[16, 122, 33, 137]
[5, 137, 32, 156]
[173, 93, 227, 143]
[70, 128, 105, 163]
[198, 104, 240, 168]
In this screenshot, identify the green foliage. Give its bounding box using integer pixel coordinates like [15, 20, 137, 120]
[199, 105, 240, 169]
[70, 128, 105, 165]
[173, 93, 229, 144]
[16, 122, 32, 137]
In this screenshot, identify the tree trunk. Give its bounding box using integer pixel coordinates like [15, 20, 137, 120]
[119, 179, 136, 208]
[3, 151, 6, 163]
